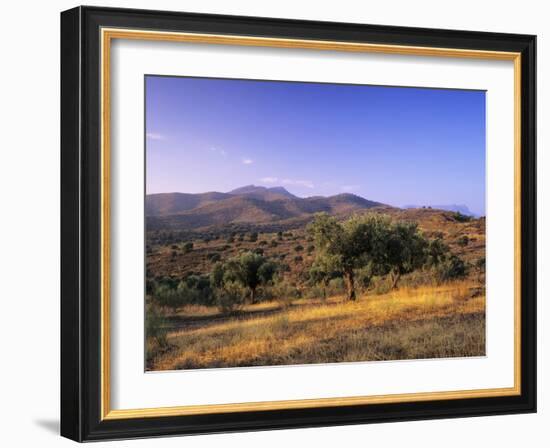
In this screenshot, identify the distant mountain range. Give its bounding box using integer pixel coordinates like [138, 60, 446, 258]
[403, 204, 480, 217]
[146, 185, 386, 230]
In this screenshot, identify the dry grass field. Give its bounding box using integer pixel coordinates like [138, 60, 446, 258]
[147, 280, 485, 371]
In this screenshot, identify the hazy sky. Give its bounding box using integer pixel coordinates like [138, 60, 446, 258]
[146, 76, 486, 215]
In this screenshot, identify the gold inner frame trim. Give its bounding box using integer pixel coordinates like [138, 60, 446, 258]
[100, 27, 522, 421]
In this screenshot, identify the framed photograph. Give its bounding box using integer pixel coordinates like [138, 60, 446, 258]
[61, 6, 536, 442]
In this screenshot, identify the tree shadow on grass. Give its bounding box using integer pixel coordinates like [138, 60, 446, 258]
[164, 298, 349, 332]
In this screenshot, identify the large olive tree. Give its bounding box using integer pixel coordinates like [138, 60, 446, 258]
[307, 213, 391, 301]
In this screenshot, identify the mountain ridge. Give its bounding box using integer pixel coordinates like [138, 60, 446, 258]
[146, 186, 386, 230]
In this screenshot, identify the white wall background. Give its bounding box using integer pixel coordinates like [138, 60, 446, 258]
[0, 1, 546, 446]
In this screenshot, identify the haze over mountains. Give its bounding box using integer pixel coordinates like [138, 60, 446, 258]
[146, 185, 386, 230]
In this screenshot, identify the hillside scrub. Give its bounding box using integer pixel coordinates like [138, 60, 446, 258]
[148, 213, 471, 314]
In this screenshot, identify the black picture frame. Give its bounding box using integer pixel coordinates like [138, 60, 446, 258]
[61, 5, 536, 442]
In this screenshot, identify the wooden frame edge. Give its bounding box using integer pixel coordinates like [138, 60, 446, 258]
[99, 27, 523, 422]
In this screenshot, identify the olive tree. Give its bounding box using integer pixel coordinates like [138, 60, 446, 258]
[223, 252, 277, 303]
[307, 213, 391, 301]
[383, 221, 429, 289]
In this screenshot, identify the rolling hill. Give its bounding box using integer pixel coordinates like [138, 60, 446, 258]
[145, 191, 232, 216]
[146, 185, 385, 230]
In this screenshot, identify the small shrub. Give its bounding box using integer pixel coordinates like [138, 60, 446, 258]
[370, 277, 391, 295]
[452, 211, 472, 223]
[207, 253, 221, 263]
[436, 255, 468, 282]
[280, 263, 291, 272]
[475, 257, 486, 282]
[327, 277, 345, 295]
[215, 282, 246, 313]
[272, 281, 300, 308]
[475, 257, 486, 272]
[457, 235, 469, 247]
[305, 284, 327, 300]
[294, 255, 303, 263]
[270, 240, 278, 248]
[294, 244, 304, 252]
[145, 305, 168, 349]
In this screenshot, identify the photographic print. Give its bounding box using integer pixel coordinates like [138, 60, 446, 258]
[144, 75, 486, 371]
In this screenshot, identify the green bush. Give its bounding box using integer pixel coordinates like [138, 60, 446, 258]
[457, 235, 469, 247]
[279, 263, 290, 272]
[327, 277, 345, 296]
[207, 253, 221, 262]
[475, 257, 486, 282]
[215, 281, 246, 313]
[272, 281, 300, 308]
[370, 277, 392, 295]
[452, 211, 472, 222]
[435, 255, 468, 282]
[154, 284, 185, 312]
[145, 305, 168, 349]
[181, 275, 214, 306]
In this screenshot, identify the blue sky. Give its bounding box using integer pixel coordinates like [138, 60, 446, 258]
[146, 76, 486, 215]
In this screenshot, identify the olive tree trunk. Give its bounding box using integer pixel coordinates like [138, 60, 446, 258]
[344, 270, 356, 301]
[390, 270, 401, 290]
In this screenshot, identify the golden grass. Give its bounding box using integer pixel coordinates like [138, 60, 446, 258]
[147, 280, 485, 371]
